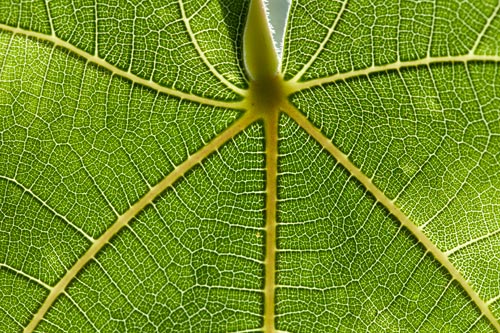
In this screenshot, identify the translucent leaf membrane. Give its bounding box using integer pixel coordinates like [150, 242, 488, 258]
[281, 0, 500, 81]
[35, 123, 266, 332]
[290, 63, 500, 307]
[0, 31, 240, 237]
[0, 0, 500, 331]
[275, 114, 494, 332]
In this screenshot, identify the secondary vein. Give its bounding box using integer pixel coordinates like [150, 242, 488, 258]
[23, 112, 257, 333]
[0, 24, 246, 110]
[281, 101, 500, 332]
[288, 54, 500, 94]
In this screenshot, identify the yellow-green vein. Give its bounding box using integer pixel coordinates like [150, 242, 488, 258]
[287, 55, 500, 94]
[0, 24, 246, 110]
[23, 112, 258, 333]
[281, 101, 500, 332]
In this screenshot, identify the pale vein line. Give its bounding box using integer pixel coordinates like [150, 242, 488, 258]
[0, 23, 245, 110]
[275, 284, 344, 291]
[23, 112, 258, 333]
[426, 0, 436, 57]
[440, 62, 500, 256]
[74, 62, 119, 217]
[125, 224, 164, 275]
[0, 263, 52, 290]
[43, 0, 55, 37]
[263, 108, 278, 333]
[390, 63, 447, 203]
[194, 285, 263, 293]
[0, 308, 21, 330]
[0, 175, 95, 242]
[469, 1, 500, 55]
[487, 294, 500, 306]
[92, 255, 148, 316]
[178, 0, 246, 96]
[288, 0, 348, 83]
[229, 329, 264, 333]
[0, 23, 14, 76]
[287, 55, 500, 94]
[414, 278, 454, 332]
[62, 291, 100, 332]
[127, 5, 137, 73]
[282, 101, 500, 332]
[204, 250, 265, 265]
[425, 63, 498, 254]
[445, 228, 500, 256]
[376, 247, 428, 314]
[93, 0, 98, 56]
[468, 312, 489, 333]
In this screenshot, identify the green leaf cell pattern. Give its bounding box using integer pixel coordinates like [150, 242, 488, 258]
[0, 0, 499, 332]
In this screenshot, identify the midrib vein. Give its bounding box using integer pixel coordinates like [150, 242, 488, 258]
[23, 112, 257, 333]
[282, 102, 500, 332]
[287, 54, 500, 93]
[263, 110, 278, 333]
[0, 24, 245, 110]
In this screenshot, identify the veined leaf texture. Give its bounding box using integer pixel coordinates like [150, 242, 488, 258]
[1, 0, 499, 332]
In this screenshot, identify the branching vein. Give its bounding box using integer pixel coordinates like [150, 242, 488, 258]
[178, 0, 247, 96]
[469, 1, 500, 55]
[287, 55, 500, 94]
[288, 0, 348, 83]
[0, 264, 52, 291]
[23, 112, 258, 333]
[281, 101, 500, 332]
[0, 176, 95, 242]
[0, 24, 245, 110]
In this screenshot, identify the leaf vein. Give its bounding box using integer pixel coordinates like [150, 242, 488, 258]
[178, 0, 246, 96]
[0, 23, 245, 109]
[0, 175, 95, 242]
[288, 55, 500, 93]
[22, 112, 257, 333]
[288, 0, 348, 83]
[281, 101, 500, 332]
[0, 263, 52, 291]
[469, 1, 500, 55]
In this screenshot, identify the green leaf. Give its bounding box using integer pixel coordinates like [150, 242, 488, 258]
[1, 0, 499, 332]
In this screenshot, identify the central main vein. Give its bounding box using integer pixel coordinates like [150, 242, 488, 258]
[247, 70, 287, 332]
[263, 109, 279, 332]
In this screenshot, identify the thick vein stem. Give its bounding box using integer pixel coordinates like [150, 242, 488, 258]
[24, 112, 257, 333]
[263, 109, 279, 333]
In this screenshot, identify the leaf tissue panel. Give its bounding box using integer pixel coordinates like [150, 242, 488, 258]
[0, 0, 499, 332]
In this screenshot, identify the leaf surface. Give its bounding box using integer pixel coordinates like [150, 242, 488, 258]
[0, 0, 499, 332]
